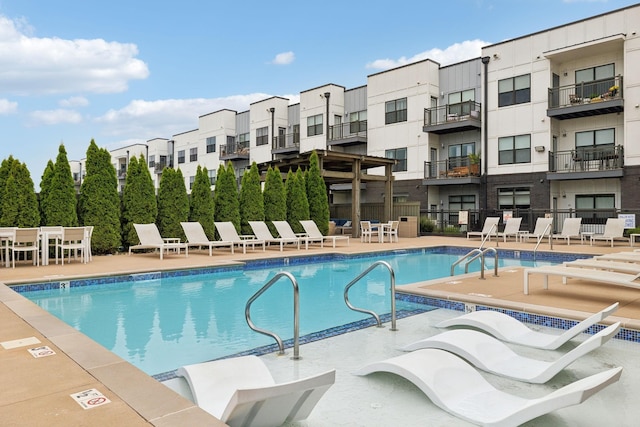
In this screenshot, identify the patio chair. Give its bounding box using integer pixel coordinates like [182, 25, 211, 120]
[552, 217, 583, 245]
[0, 227, 16, 268]
[181, 221, 235, 255]
[496, 217, 522, 242]
[519, 217, 553, 243]
[248, 221, 300, 251]
[39, 226, 63, 265]
[56, 226, 87, 265]
[360, 220, 379, 243]
[214, 221, 265, 254]
[381, 220, 399, 243]
[355, 348, 622, 426]
[300, 220, 349, 248]
[165, 355, 335, 427]
[129, 223, 188, 260]
[7, 227, 40, 268]
[590, 218, 629, 247]
[273, 221, 322, 249]
[466, 217, 499, 241]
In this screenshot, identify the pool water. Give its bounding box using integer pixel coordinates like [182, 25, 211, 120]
[22, 249, 556, 375]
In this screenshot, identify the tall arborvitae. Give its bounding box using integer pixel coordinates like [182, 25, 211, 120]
[38, 160, 55, 225]
[306, 150, 330, 235]
[239, 162, 264, 235]
[0, 160, 40, 227]
[121, 155, 157, 247]
[189, 165, 215, 239]
[157, 167, 189, 240]
[263, 166, 286, 236]
[78, 140, 121, 254]
[213, 162, 240, 231]
[285, 167, 309, 234]
[44, 144, 78, 226]
[0, 156, 19, 221]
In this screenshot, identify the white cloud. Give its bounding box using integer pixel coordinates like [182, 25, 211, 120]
[0, 98, 17, 114]
[0, 15, 149, 96]
[271, 51, 295, 65]
[366, 39, 490, 70]
[28, 109, 83, 125]
[59, 96, 89, 108]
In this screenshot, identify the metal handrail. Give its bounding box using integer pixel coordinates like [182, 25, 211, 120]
[451, 247, 499, 279]
[344, 260, 398, 331]
[245, 271, 300, 359]
[533, 223, 553, 255]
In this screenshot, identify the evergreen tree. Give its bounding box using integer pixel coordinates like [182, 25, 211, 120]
[44, 144, 78, 226]
[78, 140, 121, 254]
[263, 166, 286, 236]
[214, 162, 240, 230]
[285, 167, 309, 234]
[157, 167, 189, 240]
[306, 150, 330, 235]
[239, 162, 264, 235]
[0, 161, 40, 227]
[0, 156, 19, 221]
[38, 160, 55, 225]
[189, 165, 215, 239]
[122, 155, 157, 247]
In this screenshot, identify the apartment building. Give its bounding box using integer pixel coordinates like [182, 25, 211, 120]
[75, 4, 639, 225]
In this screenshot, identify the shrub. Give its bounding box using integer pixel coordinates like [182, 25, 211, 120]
[420, 216, 435, 233]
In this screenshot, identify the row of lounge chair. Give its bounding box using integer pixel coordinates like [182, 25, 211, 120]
[129, 220, 349, 259]
[165, 303, 622, 426]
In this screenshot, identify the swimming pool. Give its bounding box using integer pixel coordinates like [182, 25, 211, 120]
[19, 247, 560, 376]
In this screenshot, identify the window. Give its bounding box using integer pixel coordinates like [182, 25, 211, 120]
[159, 155, 167, 169]
[498, 134, 530, 165]
[189, 147, 198, 162]
[498, 74, 530, 107]
[206, 136, 216, 153]
[256, 127, 269, 146]
[208, 169, 216, 186]
[575, 64, 614, 98]
[189, 176, 195, 190]
[576, 194, 615, 223]
[449, 195, 476, 225]
[575, 129, 615, 161]
[498, 188, 530, 209]
[385, 98, 407, 124]
[238, 132, 249, 144]
[307, 114, 323, 136]
[349, 110, 367, 134]
[148, 155, 155, 168]
[177, 150, 185, 164]
[448, 143, 475, 168]
[386, 147, 407, 172]
[448, 89, 475, 116]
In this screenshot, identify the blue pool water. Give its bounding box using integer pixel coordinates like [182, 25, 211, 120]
[20, 248, 559, 375]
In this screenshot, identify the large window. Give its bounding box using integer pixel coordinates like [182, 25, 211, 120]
[576, 128, 614, 149]
[148, 155, 155, 168]
[498, 134, 530, 165]
[189, 176, 195, 190]
[448, 143, 475, 168]
[386, 147, 407, 172]
[498, 188, 530, 209]
[349, 110, 367, 134]
[177, 150, 185, 164]
[575, 64, 614, 98]
[206, 136, 216, 153]
[448, 89, 475, 116]
[208, 169, 216, 186]
[385, 98, 407, 124]
[307, 114, 323, 136]
[256, 126, 268, 146]
[189, 147, 197, 162]
[576, 194, 615, 223]
[448, 195, 476, 225]
[498, 74, 530, 107]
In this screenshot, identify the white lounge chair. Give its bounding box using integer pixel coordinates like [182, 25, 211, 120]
[300, 220, 350, 248]
[436, 302, 619, 350]
[355, 348, 622, 427]
[552, 217, 583, 245]
[401, 323, 620, 383]
[524, 264, 640, 294]
[496, 217, 522, 242]
[181, 222, 235, 255]
[520, 217, 554, 243]
[215, 221, 265, 254]
[166, 355, 335, 427]
[565, 259, 640, 274]
[590, 218, 629, 247]
[129, 223, 188, 260]
[595, 252, 640, 263]
[273, 221, 322, 249]
[248, 221, 300, 251]
[467, 217, 499, 241]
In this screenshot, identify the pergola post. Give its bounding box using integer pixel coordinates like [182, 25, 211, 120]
[384, 164, 393, 222]
[352, 158, 361, 237]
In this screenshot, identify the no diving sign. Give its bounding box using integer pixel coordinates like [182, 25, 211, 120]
[70, 388, 111, 409]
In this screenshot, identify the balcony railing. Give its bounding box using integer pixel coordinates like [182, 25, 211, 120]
[423, 157, 481, 179]
[328, 120, 367, 144]
[547, 76, 623, 120]
[154, 163, 167, 173]
[220, 141, 249, 159]
[272, 132, 300, 152]
[549, 146, 623, 173]
[424, 101, 481, 126]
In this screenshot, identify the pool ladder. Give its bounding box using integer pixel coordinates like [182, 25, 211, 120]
[343, 260, 398, 331]
[451, 247, 499, 279]
[245, 271, 300, 360]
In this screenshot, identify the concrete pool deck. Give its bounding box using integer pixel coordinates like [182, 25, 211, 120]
[2, 235, 640, 425]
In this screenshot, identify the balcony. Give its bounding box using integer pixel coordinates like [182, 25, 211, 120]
[422, 157, 481, 186]
[423, 101, 481, 135]
[327, 120, 367, 146]
[272, 133, 300, 155]
[547, 76, 623, 120]
[220, 141, 249, 160]
[546, 146, 624, 181]
[154, 163, 167, 174]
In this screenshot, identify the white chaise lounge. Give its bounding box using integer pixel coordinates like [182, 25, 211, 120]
[214, 221, 265, 254]
[590, 218, 629, 247]
[355, 348, 622, 427]
[273, 221, 323, 249]
[300, 220, 350, 248]
[401, 323, 620, 383]
[496, 217, 522, 242]
[467, 217, 499, 241]
[248, 220, 300, 251]
[181, 221, 234, 255]
[551, 217, 583, 245]
[129, 223, 188, 260]
[435, 302, 618, 350]
[524, 265, 640, 294]
[165, 355, 335, 427]
[565, 259, 640, 274]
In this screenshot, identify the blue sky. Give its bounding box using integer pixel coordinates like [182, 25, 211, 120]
[0, 0, 637, 184]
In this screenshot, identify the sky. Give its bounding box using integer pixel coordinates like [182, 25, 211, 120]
[0, 0, 638, 185]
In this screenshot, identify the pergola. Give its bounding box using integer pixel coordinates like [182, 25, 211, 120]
[260, 150, 396, 236]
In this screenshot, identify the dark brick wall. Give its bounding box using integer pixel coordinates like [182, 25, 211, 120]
[621, 165, 640, 210]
